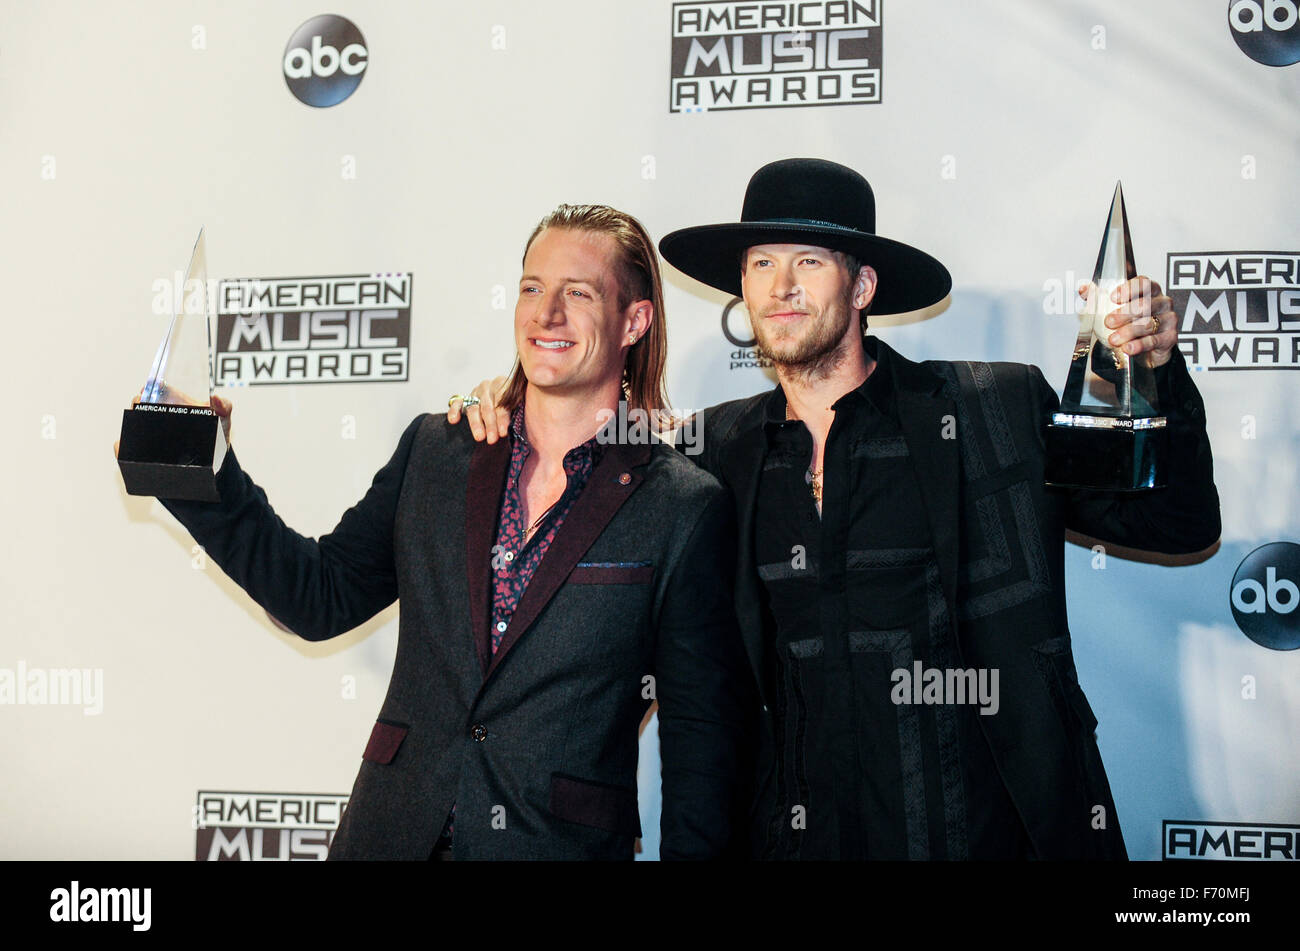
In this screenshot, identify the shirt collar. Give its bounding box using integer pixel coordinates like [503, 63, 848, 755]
[763, 334, 896, 429]
[509, 403, 606, 467]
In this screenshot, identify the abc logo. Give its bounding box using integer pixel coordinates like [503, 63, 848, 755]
[721, 297, 757, 348]
[283, 15, 368, 108]
[1228, 0, 1300, 66]
[1230, 541, 1300, 650]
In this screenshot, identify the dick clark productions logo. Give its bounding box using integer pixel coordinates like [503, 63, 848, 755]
[1230, 542, 1300, 650]
[1229, 0, 1300, 66]
[283, 15, 369, 107]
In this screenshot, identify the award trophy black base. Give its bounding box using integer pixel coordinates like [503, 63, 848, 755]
[116, 228, 226, 502]
[1044, 183, 1167, 492]
[1044, 415, 1167, 491]
[118, 404, 222, 502]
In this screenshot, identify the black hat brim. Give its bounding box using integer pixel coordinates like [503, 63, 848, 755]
[659, 221, 951, 316]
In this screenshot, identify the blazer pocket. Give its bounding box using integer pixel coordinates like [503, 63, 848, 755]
[568, 561, 655, 585]
[549, 773, 642, 838]
[361, 718, 409, 765]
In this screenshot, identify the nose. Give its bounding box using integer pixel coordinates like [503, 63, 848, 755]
[770, 260, 798, 301]
[536, 289, 566, 327]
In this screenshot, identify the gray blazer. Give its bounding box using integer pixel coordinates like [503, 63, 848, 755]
[162, 413, 752, 860]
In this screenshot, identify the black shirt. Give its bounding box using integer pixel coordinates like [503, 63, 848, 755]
[753, 337, 1030, 860]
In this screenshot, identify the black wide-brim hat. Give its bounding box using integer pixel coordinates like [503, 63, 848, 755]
[659, 158, 951, 315]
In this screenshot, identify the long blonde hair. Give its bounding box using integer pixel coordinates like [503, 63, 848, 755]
[499, 204, 671, 430]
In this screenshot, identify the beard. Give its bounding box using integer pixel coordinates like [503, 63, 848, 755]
[752, 298, 855, 378]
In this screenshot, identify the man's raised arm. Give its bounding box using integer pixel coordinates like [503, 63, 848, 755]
[125, 394, 425, 640]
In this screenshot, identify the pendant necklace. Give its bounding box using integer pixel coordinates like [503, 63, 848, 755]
[785, 401, 824, 505]
[524, 499, 559, 543]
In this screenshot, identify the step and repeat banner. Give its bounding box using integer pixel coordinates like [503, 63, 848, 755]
[2, 1, 1298, 861]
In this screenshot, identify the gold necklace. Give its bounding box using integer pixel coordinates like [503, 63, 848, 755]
[785, 402, 824, 504]
[523, 500, 558, 542]
[805, 466, 823, 504]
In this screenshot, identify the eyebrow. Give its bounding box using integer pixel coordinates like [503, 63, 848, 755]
[520, 274, 605, 292]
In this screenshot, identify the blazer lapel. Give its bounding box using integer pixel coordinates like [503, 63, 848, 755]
[486, 440, 651, 679]
[465, 438, 511, 675]
[891, 346, 962, 618]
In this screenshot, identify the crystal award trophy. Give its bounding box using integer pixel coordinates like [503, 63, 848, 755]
[1044, 183, 1167, 491]
[116, 228, 227, 501]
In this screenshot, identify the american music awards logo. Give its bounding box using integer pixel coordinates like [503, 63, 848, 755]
[1167, 252, 1300, 370]
[1163, 819, 1300, 860]
[214, 273, 412, 386]
[669, 0, 882, 112]
[194, 790, 348, 860]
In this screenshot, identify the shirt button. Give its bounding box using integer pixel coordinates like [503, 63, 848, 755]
[496, 620, 507, 633]
[471, 724, 488, 742]
[503, 551, 514, 563]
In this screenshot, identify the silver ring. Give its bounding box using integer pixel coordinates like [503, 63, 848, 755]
[461, 395, 481, 408]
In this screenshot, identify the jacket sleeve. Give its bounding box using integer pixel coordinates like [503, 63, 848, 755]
[158, 414, 428, 640]
[653, 487, 756, 860]
[1033, 350, 1222, 554]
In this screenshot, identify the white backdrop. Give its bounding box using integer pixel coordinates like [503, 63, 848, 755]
[2, 0, 1298, 860]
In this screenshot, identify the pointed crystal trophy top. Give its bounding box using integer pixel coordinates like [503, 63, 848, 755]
[1059, 183, 1158, 419]
[140, 227, 214, 406]
[117, 228, 224, 501]
[1045, 184, 1167, 491]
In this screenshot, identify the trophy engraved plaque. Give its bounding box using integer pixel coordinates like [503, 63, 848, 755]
[1045, 183, 1167, 491]
[117, 229, 226, 501]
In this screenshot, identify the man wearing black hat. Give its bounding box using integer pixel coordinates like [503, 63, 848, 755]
[657, 157, 1220, 860]
[453, 159, 1220, 860]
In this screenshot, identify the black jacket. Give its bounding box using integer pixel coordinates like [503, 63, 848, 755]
[687, 339, 1220, 859]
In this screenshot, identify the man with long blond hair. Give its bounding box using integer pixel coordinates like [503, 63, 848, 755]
[143, 203, 751, 860]
[493, 204, 674, 432]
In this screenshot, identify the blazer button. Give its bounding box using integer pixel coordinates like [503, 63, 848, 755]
[618, 472, 631, 485]
[471, 724, 488, 742]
